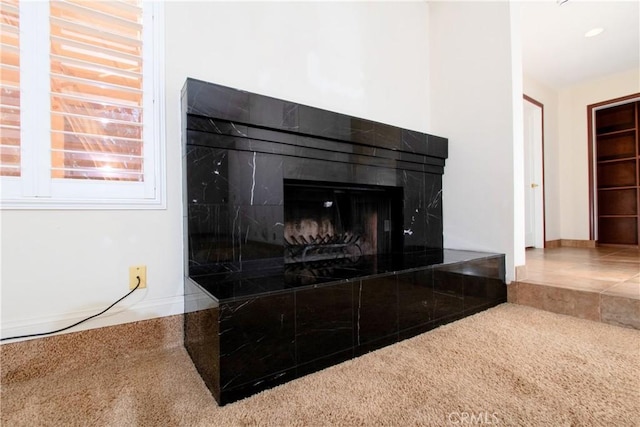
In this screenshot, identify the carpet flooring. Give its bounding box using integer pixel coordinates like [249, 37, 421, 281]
[1, 303, 639, 426]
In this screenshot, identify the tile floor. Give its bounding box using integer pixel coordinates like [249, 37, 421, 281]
[509, 246, 640, 329]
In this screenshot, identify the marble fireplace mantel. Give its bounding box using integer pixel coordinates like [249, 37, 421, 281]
[182, 78, 506, 405]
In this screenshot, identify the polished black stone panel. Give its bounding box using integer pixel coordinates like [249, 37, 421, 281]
[187, 116, 250, 138]
[298, 105, 353, 143]
[186, 146, 283, 207]
[226, 151, 284, 206]
[219, 293, 296, 394]
[188, 204, 236, 269]
[426, 135, 449, 159]
[184, 279, 221, 402]
[296, 282, 354, 364]
[354, 275, 398, 347]
[249, 94, 299, 131]
[397, 269, 435, 331]
[432, 269, 465, 321]
[187, 203, 283, 272]
[432, 255, 507, 320]
[186, 79, 250, 122]
[237, 205, 284, 261]
[186, 146, 229, 205]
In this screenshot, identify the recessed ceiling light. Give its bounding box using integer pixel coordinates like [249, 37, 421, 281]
[584, 28, 604, 38]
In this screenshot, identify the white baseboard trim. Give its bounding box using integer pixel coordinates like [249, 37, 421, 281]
[1, 294, 184, 343]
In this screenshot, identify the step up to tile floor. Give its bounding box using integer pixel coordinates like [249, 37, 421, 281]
[508, 247, 639, 330]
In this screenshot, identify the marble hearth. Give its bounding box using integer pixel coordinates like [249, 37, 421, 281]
[182, 79, 507, 405]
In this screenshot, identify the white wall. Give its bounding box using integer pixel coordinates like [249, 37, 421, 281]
[428, 1, 523, 282]
[523, 75, 561, 241]
[557, 68, 640, 240]
[0, 210, 184, 337]
[166, 2, 432, 133]
[1, 2, 432, 340]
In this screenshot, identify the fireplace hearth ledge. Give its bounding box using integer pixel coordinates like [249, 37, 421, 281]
[185, 249, 506, 405]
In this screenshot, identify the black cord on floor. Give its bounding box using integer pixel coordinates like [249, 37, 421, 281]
[1, 276, 142, 342]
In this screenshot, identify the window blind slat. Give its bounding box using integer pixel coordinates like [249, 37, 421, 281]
[52, 148, 142, 159]
[52, 1, 141, 34]
[50, 16, 142, 50]
[0, 126, 19, 150]
[51, 54, 142, 80]
[51, 129, 143, 145]
[51, 73, 142, 99]
[0, 85, 20, 107]
[52, 94, 141, 122]
[0, 67, 19, 87]
[88, 0, 142, 18]
[0, 23, 18, 37]
[0, 105, 19, 126]
[0, 144, 20, 165]
[50, 35, 141, 66]
[52, 172, 142, 181]
[52, 150, 142, 166]
[51, 112, 142, 140]
[52, 109, 142, 128]
[0, 1, 18, 16]
[51, 166, 143, 181]
[51, 75, 142, 106]
[1, 43, 19, 55]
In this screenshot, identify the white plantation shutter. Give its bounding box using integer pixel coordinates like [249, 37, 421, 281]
[0, 0, 164, 208]
[50, 0, 144, 181]
[0, 0, 20, 177]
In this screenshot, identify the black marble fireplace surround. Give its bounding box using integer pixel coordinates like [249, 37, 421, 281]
[182, 78, 507, 405]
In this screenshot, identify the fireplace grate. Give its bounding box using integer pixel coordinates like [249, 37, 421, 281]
[284, 233, 363, 263]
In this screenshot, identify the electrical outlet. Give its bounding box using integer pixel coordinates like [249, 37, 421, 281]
[129, 265, 147, 290]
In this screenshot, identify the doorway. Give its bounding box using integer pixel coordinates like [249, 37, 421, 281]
[588, 94, 640, 246]
[523, 95, 545, 248]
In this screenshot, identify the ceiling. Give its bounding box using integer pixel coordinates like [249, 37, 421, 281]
[520, 0, 639, 89]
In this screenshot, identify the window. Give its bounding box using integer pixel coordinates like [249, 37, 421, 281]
[0, 0, 164, 208]
[0, 0, 20, 178]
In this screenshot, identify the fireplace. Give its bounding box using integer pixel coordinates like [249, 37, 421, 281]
[283, 179, 403, 285]
[285, 179, 402, 255]
[182, 79, 507, 405]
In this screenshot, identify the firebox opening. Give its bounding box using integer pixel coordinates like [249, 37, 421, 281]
[284, 179, 403, 265]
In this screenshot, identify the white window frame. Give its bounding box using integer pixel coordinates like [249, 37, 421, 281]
[0, 1, 165, 209]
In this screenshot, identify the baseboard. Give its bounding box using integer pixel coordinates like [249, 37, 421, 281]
[560, 239, 597, 248]
[1, 295, 184, 343]
[515, 265, 527, 281]
[545, 239, 596, 249]
[0, 313, 184, 385]
[545, 239, 561, 248]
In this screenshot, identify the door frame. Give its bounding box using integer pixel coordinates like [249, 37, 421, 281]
[587, 92, 640, 241]
[523, 94, 546, 248]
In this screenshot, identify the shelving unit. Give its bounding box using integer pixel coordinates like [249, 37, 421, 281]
[595, 101, 639, 246]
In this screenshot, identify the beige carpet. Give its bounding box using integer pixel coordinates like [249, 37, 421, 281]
[1, 303, 639, 426]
